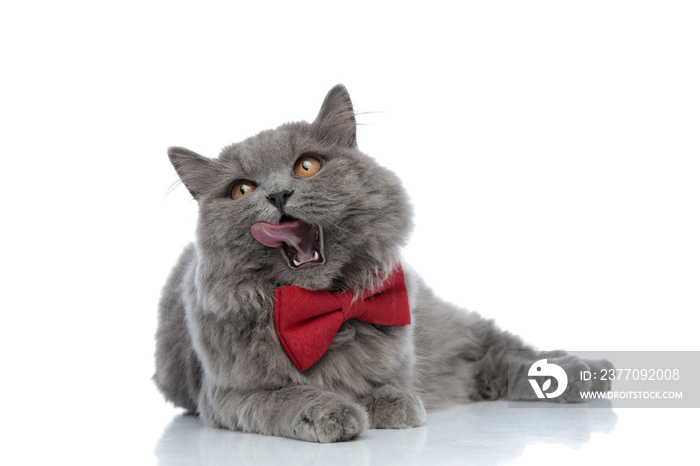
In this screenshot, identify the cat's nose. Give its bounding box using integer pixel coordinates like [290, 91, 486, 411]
[267, 190, 293, 213]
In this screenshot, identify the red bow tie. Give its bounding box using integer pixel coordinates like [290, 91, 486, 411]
[273, 265, 411, 371]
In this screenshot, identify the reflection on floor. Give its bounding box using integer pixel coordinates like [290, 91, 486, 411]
[155, 400, 617, 465]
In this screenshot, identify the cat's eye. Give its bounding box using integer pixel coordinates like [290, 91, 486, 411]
[230, 180, 257, 199]
[294, 155, 322, 178]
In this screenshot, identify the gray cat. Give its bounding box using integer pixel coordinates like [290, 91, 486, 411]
[154, 85, 611, 443]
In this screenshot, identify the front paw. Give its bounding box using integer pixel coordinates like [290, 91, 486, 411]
[546, 354, 614, 402]
[580, 357, 615, 393]
[362, 385, 427, 429]
[292, 394, 368, 443]
[509, 352, 614, 402]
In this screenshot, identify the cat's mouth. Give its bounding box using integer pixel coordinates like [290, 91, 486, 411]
[250, 216, 326, 269]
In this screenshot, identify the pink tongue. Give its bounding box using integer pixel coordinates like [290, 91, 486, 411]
[251, 220, 316, 262]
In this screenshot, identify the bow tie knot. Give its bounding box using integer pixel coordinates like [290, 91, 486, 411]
[336, 294, 371, 321]
[273, 265, 411, 371]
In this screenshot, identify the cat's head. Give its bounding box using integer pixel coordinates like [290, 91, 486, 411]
[169, 85, 412, 291]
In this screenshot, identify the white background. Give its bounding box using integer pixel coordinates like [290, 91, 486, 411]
[2, 1, 698, 464]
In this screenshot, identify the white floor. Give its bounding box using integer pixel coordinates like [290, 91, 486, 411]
[150, 401, 696, 465]
[5, 378, 696, 466]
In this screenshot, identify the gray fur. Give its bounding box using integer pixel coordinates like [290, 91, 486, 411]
[154, 85, 610, 443]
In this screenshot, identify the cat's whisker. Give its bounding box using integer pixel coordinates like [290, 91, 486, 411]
[166, 179, 184, 197]
[315, 213, 351, 234]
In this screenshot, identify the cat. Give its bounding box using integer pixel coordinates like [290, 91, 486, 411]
[154, 84, 612, 443]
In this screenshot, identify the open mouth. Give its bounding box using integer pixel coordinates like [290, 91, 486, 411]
[250, 216, 325, 269]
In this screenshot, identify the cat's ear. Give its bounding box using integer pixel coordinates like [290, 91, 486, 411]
[313, 84, 357, 148]
[168, 146, 220, 200]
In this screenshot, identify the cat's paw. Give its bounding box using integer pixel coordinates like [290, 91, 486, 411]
[291, 395, 368, 443]
[509, 352, 614, 402]
[580, 357, 615, 393]
[362, 385, 427, 429]
[547, 354, 615, 403]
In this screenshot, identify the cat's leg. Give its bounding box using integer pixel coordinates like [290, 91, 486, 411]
[198, 380, 368, 443]
[361, 384, 427, 429]
[416, 302, 613, 405]
[409, 271, 612, 407]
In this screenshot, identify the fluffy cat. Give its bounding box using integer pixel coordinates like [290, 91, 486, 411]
[154, 85, 611, 443]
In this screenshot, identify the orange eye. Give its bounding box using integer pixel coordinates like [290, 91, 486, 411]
[294, 155, 322, 178]
[230, 180, 256, 199]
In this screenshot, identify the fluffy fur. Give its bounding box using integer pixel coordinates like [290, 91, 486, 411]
[154, 85, 610, 442]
